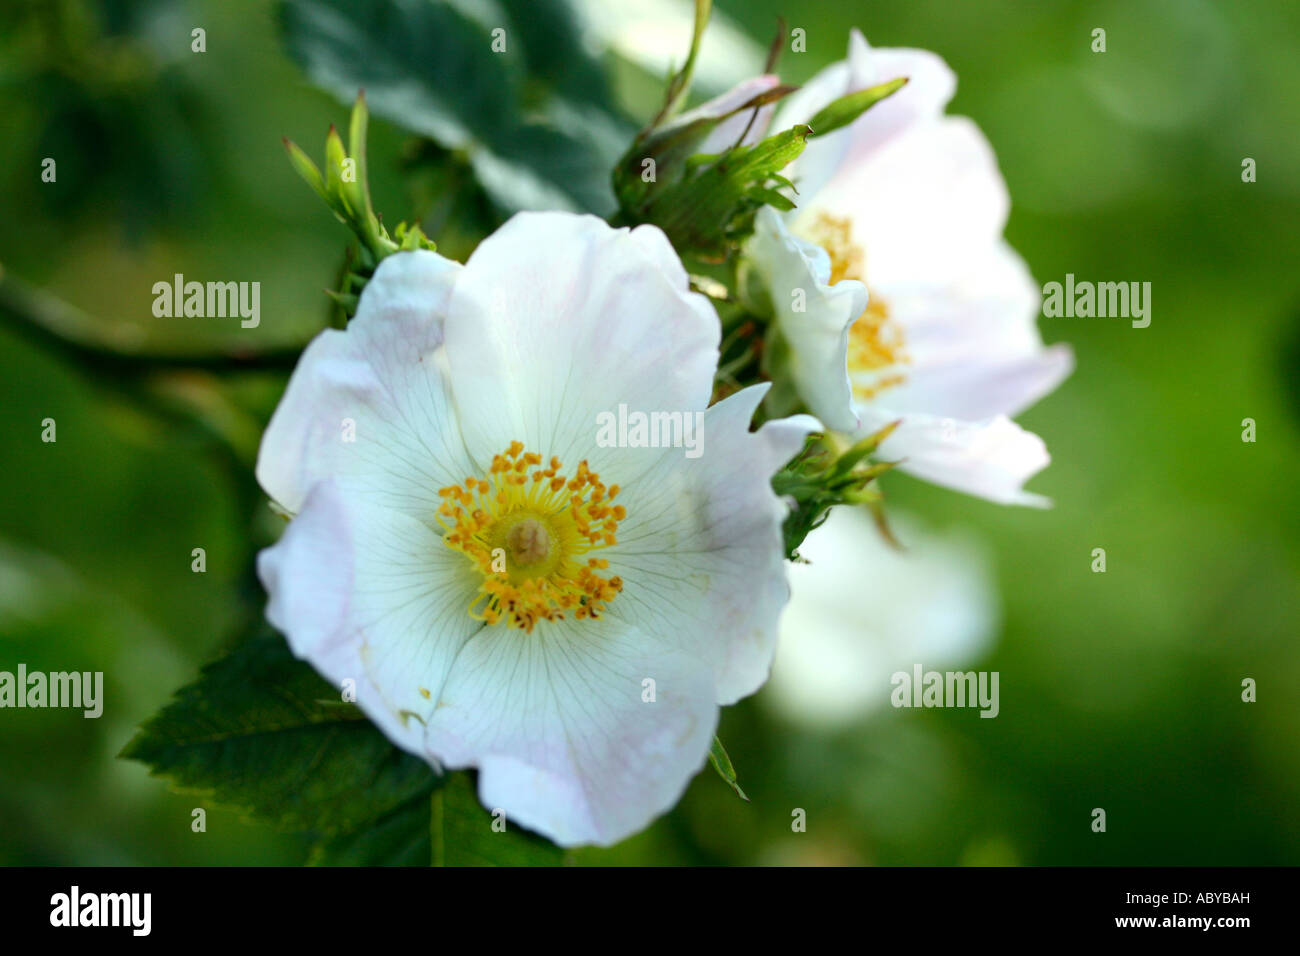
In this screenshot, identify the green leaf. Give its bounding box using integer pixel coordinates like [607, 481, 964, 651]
[708, 736, 749, 802]
[496, 0, 618, 111]
[307, 790, 433, 866]
[124, 632, 570, 865]
[278, 0, 630, 215]
[806, 77, 909, 138]
[121, 631, 439, 836]
[431, 773, 566, 867]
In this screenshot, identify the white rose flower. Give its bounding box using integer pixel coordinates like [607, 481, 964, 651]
[255, 211, 816, 847]
[764, 506, 997, 729]
[747, 29, 1073, 506]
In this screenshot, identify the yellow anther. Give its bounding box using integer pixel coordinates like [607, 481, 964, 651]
[435, 443, 624, 632]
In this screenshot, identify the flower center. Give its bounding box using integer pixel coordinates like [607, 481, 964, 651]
[505, 518, 551, 567]
[436, 441, 624, 632]
[801, 211, 909, 400]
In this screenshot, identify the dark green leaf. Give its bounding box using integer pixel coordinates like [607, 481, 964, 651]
[432, 773, 566, 867]
[121, 631, 439, 836]
[278, 0, 629, 215]
[497, 0, 616, 110]
[307, 790, 433, 866]
[279, 0, 513, 148]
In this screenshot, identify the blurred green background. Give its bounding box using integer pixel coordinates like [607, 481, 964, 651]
[1, 0, 1297, 865]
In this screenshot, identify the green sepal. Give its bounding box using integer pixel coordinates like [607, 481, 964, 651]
[708, 736, 749, 802]
[282, 92, 436, 315]
[621, 124, 811, 265]
[806, 77, 909, 138]
[772, 426, 901, 559]
[283, 137, 330, 204]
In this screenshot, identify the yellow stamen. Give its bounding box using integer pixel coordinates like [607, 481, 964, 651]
[436, 443, 624, 633]
[801, 211, 909, 399]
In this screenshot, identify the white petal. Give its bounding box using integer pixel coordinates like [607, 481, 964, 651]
[766, 506, 996, 729]
[747, 207, 866, 431]
[603, 384, 821, 704]
[425, 617, 717, 847]
[255, 250, 472, 520]
[861, 410, 1055, 507]
[842, 30, 958, 149]
[775, 30, 957, 202]
[442, 211, 720, 481]
[873, 240, 1043, 365]
[572, 0, 767, 97]
[877, 343, 1074, 422]
[258, 480, 485, 756]
[860, 243, 1072, 419]
[796, 117, 1009, 286]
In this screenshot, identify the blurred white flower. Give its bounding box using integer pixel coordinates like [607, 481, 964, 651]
[747, 30, 1073, 506]
[573, 0, 766, 97]
[255, 211, 815, 847]
[764, 505, 997, 730]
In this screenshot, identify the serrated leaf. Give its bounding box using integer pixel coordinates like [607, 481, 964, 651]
[278, 0, 630, 215]
[121, 631, 439, 836]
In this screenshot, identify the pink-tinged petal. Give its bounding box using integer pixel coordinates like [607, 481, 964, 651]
[843, 29, 957, 147]
[776, 30, 957, 201]
[666, 74, 782, 154]
[873, 241, 1044, 366]
[876, 343, 1074, 422]
[601, 384, 821, 704]
[442, 212, 720, 482]
[859, 409, 1056, 507]
[258, 480, 485, 757]
[859, 243, 1072, 419]
[255, 250, 472, 521]
[798, 117, 1010, 287]
[425, 617, 717, 847]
